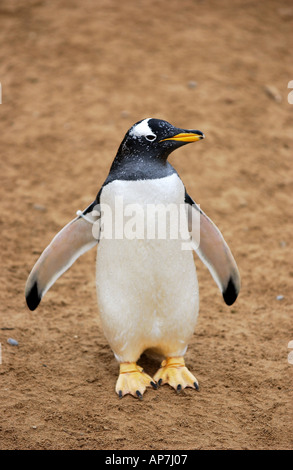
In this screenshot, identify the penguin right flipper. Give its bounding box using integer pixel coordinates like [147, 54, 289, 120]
[185, 192, 240, 306]
[25, 201, 100, 311]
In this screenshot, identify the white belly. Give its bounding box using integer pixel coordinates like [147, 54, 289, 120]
[96, 174, 199, 362]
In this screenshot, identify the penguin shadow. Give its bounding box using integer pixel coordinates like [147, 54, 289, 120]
[137, 353, 194, 397]
[135, 351, 201, 400]
[137, 353, 160, 379]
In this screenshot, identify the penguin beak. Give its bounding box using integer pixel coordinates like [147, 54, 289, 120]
[159, 130, 205, 143]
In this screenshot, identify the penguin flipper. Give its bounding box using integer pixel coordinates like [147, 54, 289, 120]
[25, 203, 100, 311]
[185, 193, 240, 306]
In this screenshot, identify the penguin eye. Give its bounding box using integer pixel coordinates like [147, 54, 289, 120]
[145, 134, 156, 142]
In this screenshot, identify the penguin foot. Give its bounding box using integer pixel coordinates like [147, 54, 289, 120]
[153, 356, 199, 393]
[115, 362, 157, 399]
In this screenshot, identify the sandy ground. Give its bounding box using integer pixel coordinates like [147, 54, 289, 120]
[0, 0, 292, 450]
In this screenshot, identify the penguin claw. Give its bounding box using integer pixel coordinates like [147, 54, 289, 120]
[136, 390, 143, 400]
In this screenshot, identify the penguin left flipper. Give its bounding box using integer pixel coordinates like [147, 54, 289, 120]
[185, 192, 241, 306]
[25, 202, 100, 311]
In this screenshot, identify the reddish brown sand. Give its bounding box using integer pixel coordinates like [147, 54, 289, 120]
[0, 0, 292, 450]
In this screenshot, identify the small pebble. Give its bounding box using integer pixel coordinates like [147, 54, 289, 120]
[7, 338, 18, 346]
[276, 295, 284, 301]
[121, 110, 130, 118]
[33, 204, 46, 211]
[264, 85, 282, 103]
[278, 7, 293, 19]
[187, 80, 197, 89]
[238, 199, 248, 207]
[32, 426, 37, 429]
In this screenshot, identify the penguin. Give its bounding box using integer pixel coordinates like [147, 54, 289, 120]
[25, 118, 240, 399]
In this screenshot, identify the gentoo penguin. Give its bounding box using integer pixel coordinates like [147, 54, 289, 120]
[25, 118, 240, 399]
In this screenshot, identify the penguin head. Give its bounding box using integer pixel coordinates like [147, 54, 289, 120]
[117, 118, 204, 161]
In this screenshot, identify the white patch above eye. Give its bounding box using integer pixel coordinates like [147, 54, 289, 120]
[129, 118, 156, 140]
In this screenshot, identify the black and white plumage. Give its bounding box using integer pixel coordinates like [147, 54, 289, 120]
[25, 118, 240, 399]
